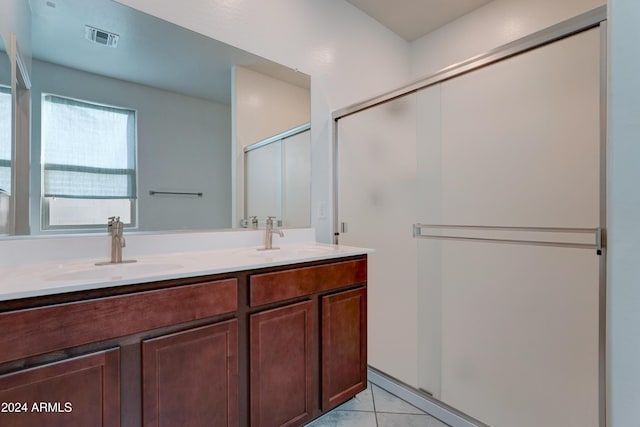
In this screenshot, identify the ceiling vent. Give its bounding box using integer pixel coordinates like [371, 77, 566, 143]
[85, 25, 119, 48]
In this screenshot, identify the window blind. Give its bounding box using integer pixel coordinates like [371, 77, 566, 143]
[42, 94, 137, 199]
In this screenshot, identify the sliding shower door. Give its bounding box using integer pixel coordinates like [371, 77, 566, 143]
[420, 27, 601, 427]
[337, 25, 602, 427]
[337, 94, 419, 388]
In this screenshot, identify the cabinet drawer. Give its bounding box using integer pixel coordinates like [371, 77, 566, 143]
[0, 279, 237, 364]
[249, 259, 366, 306]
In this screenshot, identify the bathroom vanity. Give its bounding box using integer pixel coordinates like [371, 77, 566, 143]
[0, 232, 368, 427]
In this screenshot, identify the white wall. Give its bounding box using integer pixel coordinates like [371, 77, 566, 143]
[30, 60, 232, 232]
[410, 0, 605, 79]
[234, 66, 310, 148]
[607, 1, 640, 426]
[233, 66, 310, 225]
[116, 0, 411, 242]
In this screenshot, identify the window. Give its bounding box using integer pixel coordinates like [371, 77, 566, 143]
[0, 86, 11, 195]
[42, 94, 137, 230]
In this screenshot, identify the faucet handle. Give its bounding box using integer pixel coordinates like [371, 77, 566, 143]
[249, 216, 259, 229]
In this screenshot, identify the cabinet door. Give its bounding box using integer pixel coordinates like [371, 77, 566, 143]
[142, 320, 238, 427]
[250, 301, 313, 427]
[0, 348, 120, 427]
[321, 287, 367, 410]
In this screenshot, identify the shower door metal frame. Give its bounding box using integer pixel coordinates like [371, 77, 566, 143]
[332, 6, 608, 427]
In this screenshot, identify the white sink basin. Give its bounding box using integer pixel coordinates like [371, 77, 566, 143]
[45, 262, 184, 282]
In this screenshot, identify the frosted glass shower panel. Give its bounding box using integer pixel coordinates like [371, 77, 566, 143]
[282, 129, 310, 227]
[245, 140, 282, 221]
[337, 93, 419, 387]
[440, 242, 599, 427]
[439, 28, 600, 227]
[422, 26, 602, 427]
[416, 84, 444, 397]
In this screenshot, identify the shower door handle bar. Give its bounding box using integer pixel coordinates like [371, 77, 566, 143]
[413, 224, 599, 233]
[412, 224, 603, 253]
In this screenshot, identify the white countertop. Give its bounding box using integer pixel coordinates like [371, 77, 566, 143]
[0, 241, 370, 301]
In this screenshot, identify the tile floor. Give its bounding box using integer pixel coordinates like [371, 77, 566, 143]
[305, 382, 451, 427]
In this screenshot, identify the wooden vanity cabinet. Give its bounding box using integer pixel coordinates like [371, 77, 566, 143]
[0, 255, 367, 427]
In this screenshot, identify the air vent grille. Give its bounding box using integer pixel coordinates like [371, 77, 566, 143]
[85, 25, 119, 48]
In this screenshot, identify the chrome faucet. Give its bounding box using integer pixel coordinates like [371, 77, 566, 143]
[250, 216, 259, 229]
[263, 216, 284, 250]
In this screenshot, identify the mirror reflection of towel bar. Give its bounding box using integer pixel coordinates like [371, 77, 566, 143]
[149, 190, 203, 197]
[412, 224, 603, 254]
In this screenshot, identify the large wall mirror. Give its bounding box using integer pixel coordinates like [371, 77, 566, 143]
[1, 0, 310, 237]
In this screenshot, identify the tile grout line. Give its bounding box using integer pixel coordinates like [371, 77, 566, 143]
[371, 383, 379, 427]
[371, 382, 448, 424]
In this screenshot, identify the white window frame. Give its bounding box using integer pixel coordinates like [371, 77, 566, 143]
[40, 93, 138, 231]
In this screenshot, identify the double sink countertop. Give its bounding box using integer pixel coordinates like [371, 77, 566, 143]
[0, 236, 370, 301]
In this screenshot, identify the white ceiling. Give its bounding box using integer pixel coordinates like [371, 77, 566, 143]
[345, 0, 494, 41]
[29, 0, 309, 105]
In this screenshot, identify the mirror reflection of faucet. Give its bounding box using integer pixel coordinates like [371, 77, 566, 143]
[96, 216, 137, 265]
[239, 216, 260, 228]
